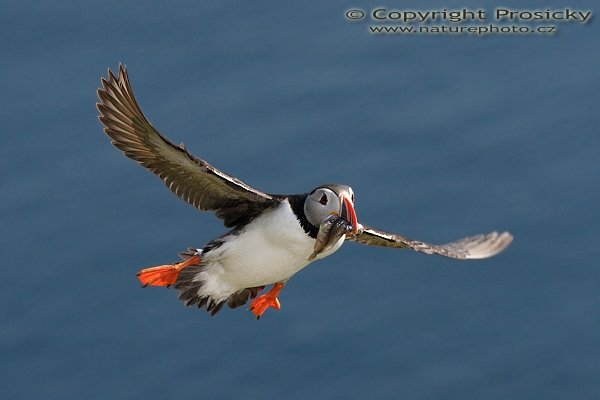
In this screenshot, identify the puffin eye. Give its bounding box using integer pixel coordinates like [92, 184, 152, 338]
[319, 193, 328, 205]
[351, 193, 355, 203]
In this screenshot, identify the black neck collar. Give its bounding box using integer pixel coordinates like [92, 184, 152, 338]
[287, 194, 318, 239]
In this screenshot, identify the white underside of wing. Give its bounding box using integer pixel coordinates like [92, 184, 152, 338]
[194, 199, 345, 302]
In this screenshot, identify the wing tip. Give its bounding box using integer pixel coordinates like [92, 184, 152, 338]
[98, 63, 128, 93]
[464, 230, 513, 259]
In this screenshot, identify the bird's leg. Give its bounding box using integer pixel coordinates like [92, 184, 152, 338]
[137, 255, 201, 287]
[249, 282, 285, 319]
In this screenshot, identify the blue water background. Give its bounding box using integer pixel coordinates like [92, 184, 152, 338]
[1, 1, 599, 399]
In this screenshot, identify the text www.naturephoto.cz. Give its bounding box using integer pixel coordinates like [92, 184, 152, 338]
[369, 24, 558, 35]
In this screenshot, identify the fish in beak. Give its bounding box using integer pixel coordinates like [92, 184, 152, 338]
[341, 195, 359, 234]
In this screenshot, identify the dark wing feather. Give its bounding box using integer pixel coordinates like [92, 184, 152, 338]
[97, 65, 278, 227]
[349, 227, 512, 260]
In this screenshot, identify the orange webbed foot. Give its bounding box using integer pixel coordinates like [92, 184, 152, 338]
[249, 282, 284, 319]
[137, 255, 200, 287]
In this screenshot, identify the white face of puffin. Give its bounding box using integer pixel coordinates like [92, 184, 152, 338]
[303, 185, 359, 234]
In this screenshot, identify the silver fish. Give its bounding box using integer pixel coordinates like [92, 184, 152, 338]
[308, 214, 353, 261]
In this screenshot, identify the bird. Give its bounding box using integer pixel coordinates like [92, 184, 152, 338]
[97, 65, 513, 319]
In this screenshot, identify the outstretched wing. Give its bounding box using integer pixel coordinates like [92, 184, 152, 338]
[349, 227, 512, 260]
[97, 65, 278, 227]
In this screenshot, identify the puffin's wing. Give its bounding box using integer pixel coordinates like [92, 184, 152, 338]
[349, 227, 512, 260]
[97, 65, 278, 227]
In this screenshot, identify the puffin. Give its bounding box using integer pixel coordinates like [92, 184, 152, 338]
[97, 66, 513, 319]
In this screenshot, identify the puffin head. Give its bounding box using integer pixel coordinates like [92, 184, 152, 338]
[303, 184, 359, 234]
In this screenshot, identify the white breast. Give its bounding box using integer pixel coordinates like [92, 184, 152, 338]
[195, 199, 346, 302]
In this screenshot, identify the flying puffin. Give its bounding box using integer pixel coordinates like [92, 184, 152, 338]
[97, 66, 513, 319]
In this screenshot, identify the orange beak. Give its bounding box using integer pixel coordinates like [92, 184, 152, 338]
[342, 196, 359, 234]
